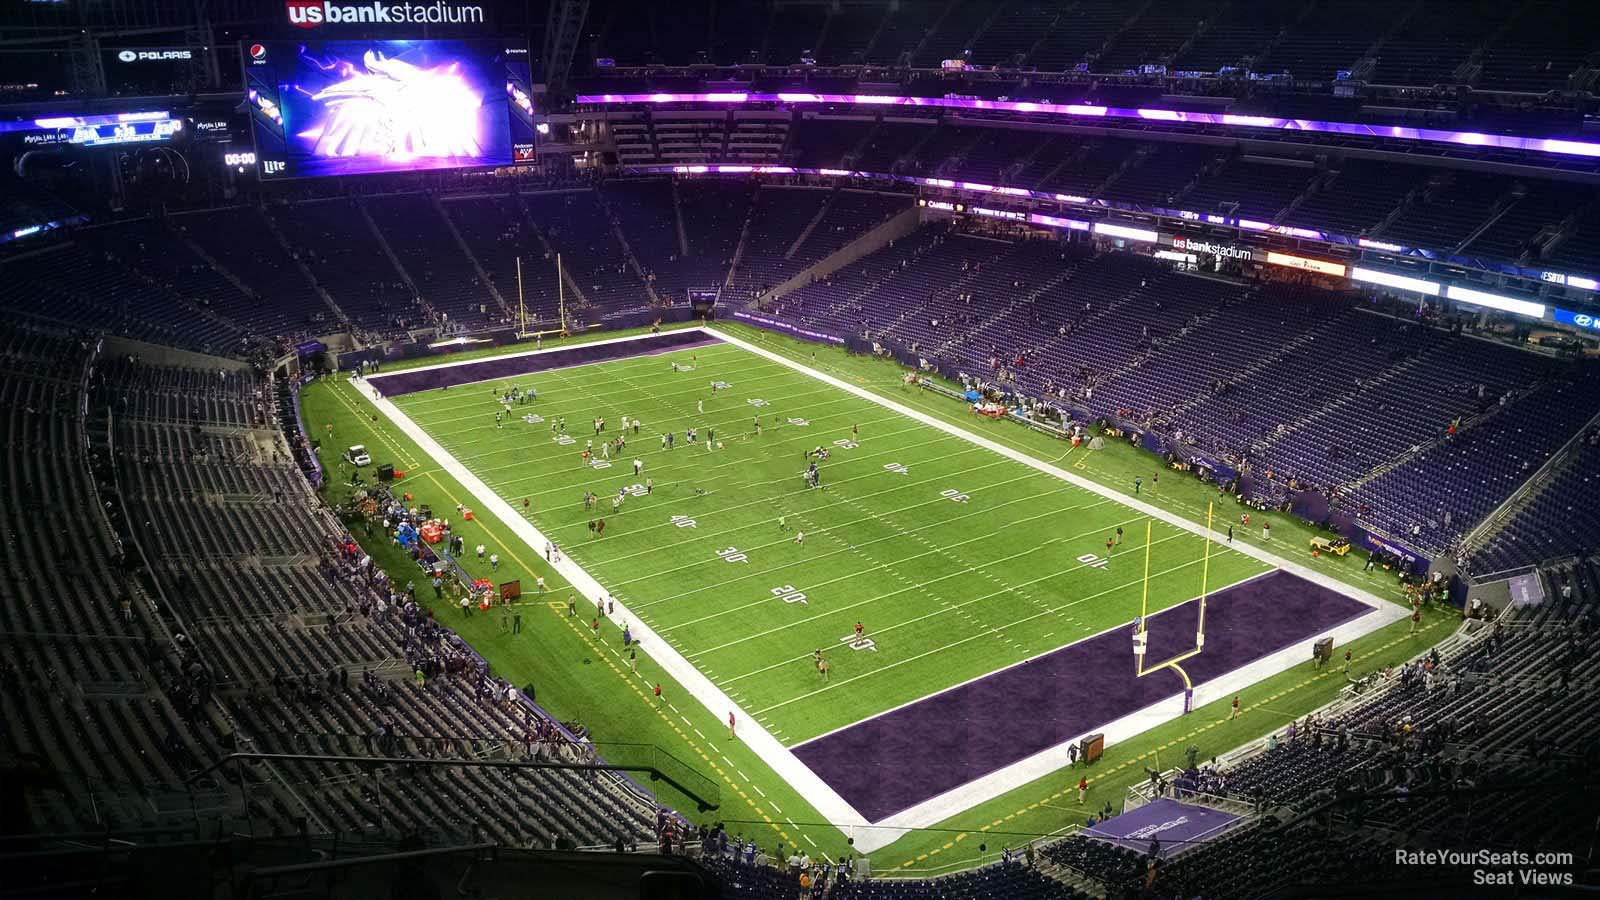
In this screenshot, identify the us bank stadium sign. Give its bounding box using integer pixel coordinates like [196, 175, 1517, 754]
[286, 0, 486, 27]
[1171, 236, 1254, 261]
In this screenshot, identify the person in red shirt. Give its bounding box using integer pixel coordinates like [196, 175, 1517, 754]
[653, 683, 662, 701]
[1078, 776, 1088, 804]
[1230, 696, 1241, 719]
[727, 712, 736, 740]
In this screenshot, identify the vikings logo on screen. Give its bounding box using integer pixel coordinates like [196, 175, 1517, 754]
[267, 40, 513, 177]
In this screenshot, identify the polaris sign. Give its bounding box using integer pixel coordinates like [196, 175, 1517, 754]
[111, 49, 194, 63]
[286, 0, 486, 27]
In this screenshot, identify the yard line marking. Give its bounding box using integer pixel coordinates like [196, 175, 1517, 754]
[713, 326, 1392, 612]
[647, 494, 1120, 621]
[699, 527, 1191, 666]
[746, 549, 1257, 712]
[582, 456, 1056, 570]
[361, 325, 1398, 857]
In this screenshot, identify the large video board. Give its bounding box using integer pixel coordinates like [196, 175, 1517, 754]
[244, 39, 533, 180]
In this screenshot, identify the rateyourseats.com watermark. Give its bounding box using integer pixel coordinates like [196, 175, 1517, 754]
[1396, 849, 1576, 887]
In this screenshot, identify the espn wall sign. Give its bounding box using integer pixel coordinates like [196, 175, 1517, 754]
[286, 0, 486, 27]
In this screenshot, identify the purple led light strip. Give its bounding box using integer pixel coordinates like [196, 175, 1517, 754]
[576, 92, 1600, 161]
[620, 161, 1600, 293]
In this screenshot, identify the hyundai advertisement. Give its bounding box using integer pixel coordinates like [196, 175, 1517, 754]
[245, 40, 520, 179]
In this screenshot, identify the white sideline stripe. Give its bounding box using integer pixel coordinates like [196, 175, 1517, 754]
[703, 325, 1403, 852]
[352, 329, 878, 847]
[359, 325, 1405, 857]
[707, 326, 1392, 614]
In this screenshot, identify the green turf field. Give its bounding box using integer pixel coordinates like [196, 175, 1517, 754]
[301, 322, 1451, 872]
[389, 336, 1270, 746]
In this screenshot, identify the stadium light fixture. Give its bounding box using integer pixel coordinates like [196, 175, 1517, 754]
[1444, 285, 1545, 319]
[1350, 266, 1440, 296]
[1094, 222, 1159, 243]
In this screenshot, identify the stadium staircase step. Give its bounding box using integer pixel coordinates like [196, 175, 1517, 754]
[723, 200, 757, 293]
[669, 180, 691, 257]
[1250, 330, 1437, 456]
[841, 118, 882, 169]
[1455, 189, 1524, 254]
[257, 208, 353, 326]
[433, 195, 512, 316]
[1038, 855, 1110, 899]
[935, 262, 1084, 357]
[1340, 378, 1538, 497]
[1154, 297, 1341, 428]
[514, 196, 592, 312]
[752, 202, 921, 309]
[170, 220, 280, 314]
[357, 200, 418, 298]
[902, 0, 962, 67]
[1093, 0, 1157, 67]
[856, 3, 895, 63]
[1458, 403, 1600, 561]
[784, 189, 837, 260]
[592, 188, 662, 307]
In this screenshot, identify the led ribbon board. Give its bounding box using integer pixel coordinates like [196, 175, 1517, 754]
[578, 92, 1600, 162]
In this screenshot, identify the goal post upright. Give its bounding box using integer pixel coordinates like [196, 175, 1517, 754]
[1135, 503, 1214, 678]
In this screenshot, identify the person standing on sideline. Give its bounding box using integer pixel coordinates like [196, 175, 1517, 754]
[1115, 526, 1124, 546]
[1410, 608, 1421, 633]
[1230, 696, 1241, 719]
[1134, 477, 1142, 495]
[513, 610, 522, 634]
[567, 596, 576, 617]
[1078, 776, 1088, 804]
[727, 711, 736, 740]
[629, 647, 638, 673]
[1226, 524, 1234, 543]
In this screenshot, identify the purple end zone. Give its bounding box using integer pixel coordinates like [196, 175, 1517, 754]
[792, 569, 1372, 822]
[1084, 798, 1241, 859]
[370, 331, 723, 397]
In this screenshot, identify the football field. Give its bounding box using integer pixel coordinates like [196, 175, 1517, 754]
[360, 327, 1399, 843]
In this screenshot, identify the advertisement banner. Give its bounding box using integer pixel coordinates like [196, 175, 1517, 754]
[730, 310, 845, 344]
